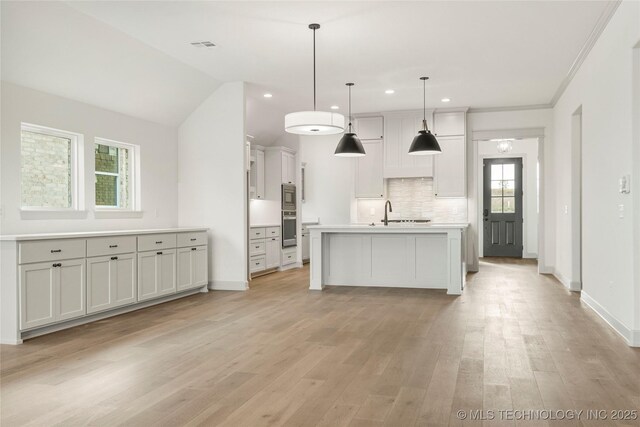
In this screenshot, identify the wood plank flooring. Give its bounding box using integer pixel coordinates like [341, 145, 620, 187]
[2, 258, 639, 426]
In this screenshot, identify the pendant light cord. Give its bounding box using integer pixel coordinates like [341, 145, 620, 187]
[423, 78, 426, 124]
[313, 27, 316, 111]
[348, 84, 352, 131]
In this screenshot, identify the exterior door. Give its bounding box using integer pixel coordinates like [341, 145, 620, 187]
[483, 158, 523, 257]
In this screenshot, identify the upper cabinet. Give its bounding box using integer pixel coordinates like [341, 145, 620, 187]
[281, 151, 296, 185]
[383, 113, 434, 178]
[433, 111, 467, 198]
[354, 117, 384, 140]
[249, 148, 265, 200]
[355, 140, 384, 198]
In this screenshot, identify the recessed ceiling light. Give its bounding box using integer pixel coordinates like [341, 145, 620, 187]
[190, 41, 216, 48]
[263, 93, 273, 98]
[441, 98, 451, 103]
[330, 105, 339, 110]
[385, 89, 395, 94]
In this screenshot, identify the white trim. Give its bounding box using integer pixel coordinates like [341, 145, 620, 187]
[93, 210, 144, 219]
[550, 1, 622, 106]
[19, 209, 89, 220]
[581, 291, 639, 347]
[279, 261, 303, 271]
[468, 104, 551, 114]
[208, 280, 249, 291]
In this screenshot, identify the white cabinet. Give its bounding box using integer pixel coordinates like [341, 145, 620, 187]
[355, 117, 383, 140]
[434, 135, 466, 198]
[434, 112, 465, 136]
[281, 247, 296, 266]
[355, 140, 384, 198]
[137, 250, 177, 301]
[87, 253, 136, 314]
[19, 258, 85, 330]
[250, 149, 265, 200]
[177, 246, 208, 291]
[302, 233, 310, 262]
[281, 151, 296, 184]
[265, 237, 281, 269]
[383, 114, 434, 178]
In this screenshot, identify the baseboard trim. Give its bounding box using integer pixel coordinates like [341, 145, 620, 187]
[552, 269, 571, 290]
[538, 265, 554, 274]
[569, 280, 582, 291]
[279, 262, 303, 271]
[523, 252, 538, 259]
[209, 280, 248, 291]
[581, 291, 639, 347]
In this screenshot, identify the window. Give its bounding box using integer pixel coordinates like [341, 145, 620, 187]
[21, 123, 81, 210]
[94, 138, 137, 210]
[490, 163, 516, 213]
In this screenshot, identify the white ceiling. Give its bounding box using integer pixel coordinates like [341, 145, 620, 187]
[2, 1, 614, 140]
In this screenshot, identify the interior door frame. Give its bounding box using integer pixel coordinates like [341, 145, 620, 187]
[470, 128, 547, 274]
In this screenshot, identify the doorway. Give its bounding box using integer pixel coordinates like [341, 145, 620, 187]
[483, 157, 523, 257]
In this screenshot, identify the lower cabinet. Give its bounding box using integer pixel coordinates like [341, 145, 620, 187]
[302, 233, 310, 262]
[138, 249, 177, 301]
[177, 246, 208, 291]
[19, 258, 86, 330]
[265, 237, 280, 269]
[86, 253, 137, 314]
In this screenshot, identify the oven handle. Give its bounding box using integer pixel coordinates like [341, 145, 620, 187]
[282, 216, 297, 220]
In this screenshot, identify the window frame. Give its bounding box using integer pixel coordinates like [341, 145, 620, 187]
[93, 137, 138, 212]
[20, 122, 84, 212]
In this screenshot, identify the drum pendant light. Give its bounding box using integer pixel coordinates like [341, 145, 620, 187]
[335, 83, 366, 157]
[408, 77, 442, 155]
[285, 24, 345, 135]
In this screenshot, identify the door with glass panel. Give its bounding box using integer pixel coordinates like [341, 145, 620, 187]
[483, 158, 523, 257]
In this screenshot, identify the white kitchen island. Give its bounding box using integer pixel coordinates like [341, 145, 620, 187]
[308, 224, 468, 295]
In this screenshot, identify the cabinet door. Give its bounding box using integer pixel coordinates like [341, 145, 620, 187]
[177, 248, 192, 291]
[158, 250, 177, 296]
[355, 117, 383, 140]
[256, 150, 265, 199]
[265, 237, 280, 269]
[383, 115, 433, 178]
[19, 262, 56, 329]
[434, 112, 465, 136]
[302, 234, 310, 261]
[434, 135, 466, 197]
[113, 254, 136, 308]
[192, 246, 208, 287]
[138, 251, 160, 301]
[57, 259, 86, 321]
[87, 256, 112, 314]
[355, 140, 384, 198]
[282, 152, 295, 184]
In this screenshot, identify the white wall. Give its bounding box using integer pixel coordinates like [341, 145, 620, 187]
[467, 108, 554, 271]
[478, 138, 539, 258]
[177, 82, 247, 290]
[551, 0, 640, 342]
[0, 82, 178, 234]
[299, 134, 353, 225]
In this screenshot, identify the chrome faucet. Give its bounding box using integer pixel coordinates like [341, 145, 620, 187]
[383, 200, 393, 226]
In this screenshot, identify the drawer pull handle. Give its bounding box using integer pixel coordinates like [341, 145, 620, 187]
[191, 248, 197, 251]
[157, 251, 163, 255]
[190, 238, 197, 241]
[109, 244, 118, 248]
[52, 263, 61, 267]
[111, 256, 118, 260]
[255, 246, 260, 249]
[255, 262, 260, 265]
[50, 249, 62, 253]
[155, 241, 163, 244]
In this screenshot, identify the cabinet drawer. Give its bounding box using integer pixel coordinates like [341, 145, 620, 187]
[19, 239, 86, 264]
[87, 236, 136, 257]
[250, 240, 266, 256]
[266, 227, 280, 238]
[281, 248, 297, 266]
[177, 231, 207, 248]
[137, 234, 177, 252]
[250, 255, 266, 273]
[250, 228, 266, 239]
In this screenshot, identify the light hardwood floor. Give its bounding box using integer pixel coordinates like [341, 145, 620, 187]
[1, 259, 639, 426]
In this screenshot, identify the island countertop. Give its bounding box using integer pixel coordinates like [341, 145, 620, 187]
[307, 223, 468, 233]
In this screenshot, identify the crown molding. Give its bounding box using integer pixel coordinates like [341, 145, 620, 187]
[468, 104, 552, 114]
[550, 0, 622, 106]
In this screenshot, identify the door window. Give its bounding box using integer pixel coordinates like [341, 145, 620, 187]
[490, 163, 516, 213]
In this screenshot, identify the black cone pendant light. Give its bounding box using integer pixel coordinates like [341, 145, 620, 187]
[335, 83, 366, 157]
[408, 77, 442, 155]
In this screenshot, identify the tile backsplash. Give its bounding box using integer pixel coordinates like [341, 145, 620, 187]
[356, 178, 467, 224]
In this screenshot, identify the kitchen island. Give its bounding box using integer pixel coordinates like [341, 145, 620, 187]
[308, 224, 468, 295]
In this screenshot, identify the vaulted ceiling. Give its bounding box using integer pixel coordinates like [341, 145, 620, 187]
[2, 1, 615, 142]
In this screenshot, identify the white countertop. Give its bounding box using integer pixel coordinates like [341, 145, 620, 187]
[0, 227, 209, 241]
[250, 223, 280, 228]
[307, 223, 468, 233]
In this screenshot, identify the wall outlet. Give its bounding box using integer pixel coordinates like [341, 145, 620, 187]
[564, 205, 568, 214]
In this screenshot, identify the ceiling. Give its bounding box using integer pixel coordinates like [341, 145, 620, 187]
[2, 1, 614, 141]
